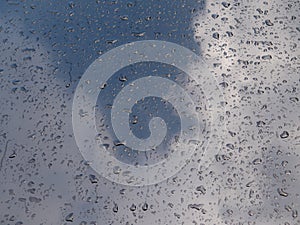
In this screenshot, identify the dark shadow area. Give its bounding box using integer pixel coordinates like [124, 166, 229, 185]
[1, 0, 206, 85]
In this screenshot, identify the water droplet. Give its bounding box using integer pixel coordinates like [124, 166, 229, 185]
[132, 32, 145, 37]
[285, 205, 292, 211]
[257, 8, 263, 14]
[261, 55, 272, 60]
[130, 204, 136, 211]
[221, 2, 230, 8]
[10, 63, 17, 69]
[106, 39, 118, 44]
[114, 141, 125, 146]
[120, 15, 129, 21]
[227, 209, 233, 215]
[285, 170, 291, 175]
[253, 158, 262, 165]
[126, 176, 135, 184]
[292, 210, 298, 218]
[226, 31, 233, 37]
[246, 180, 254, 187]
[212, 32, 219, 40]
[281, 161, 288, 167]
[65, 213, 74, 222]
[79, 109, 88, 117]
[113, 203, 118, 213]
[280, 131, 289, 139]
[9, 152, 16, 159]
[113, 166, 121, 174]
[119, 76, 128, 82]
[289, 97, 299, 102]
[256, 121, 266, 127]
[219, 82, 229, 88]
[12, 80, 21, 85]
[142, 202, 148, 211]
[277, 188, 289, 197]
[211, 14, 219, 19]
[127, 2, 134, 7]
[174, 213, 181, 219]
[226, 143, 234, 150]
[100, 83, 107, 89]
[89, 174, 98, 184]
[248, 210, 254, 216]
[187, 204, 203, 211]
[131, 115, 138, 124]
[29, 196, 41, 203]
[68, 1, 75, 8]
[196, 185, 206, 194]
[265, 19, 274, 26]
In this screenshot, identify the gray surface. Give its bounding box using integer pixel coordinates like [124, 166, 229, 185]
[0, 0, 299, 224]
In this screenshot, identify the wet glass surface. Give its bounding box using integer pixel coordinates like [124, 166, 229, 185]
[0, 0, 299, 224]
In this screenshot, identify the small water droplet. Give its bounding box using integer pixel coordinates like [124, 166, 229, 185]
[212, 32, 219, 40]
[246, 180, 254, 187]
[253, 158, 262, 165]
[277, 188, 289, 197]
[289, 97, 299, 102]
[281, 161, 288, 167]
[113, 203, 118, 213]
[120, 15, 129, 20]
[89, 174, 98, 184]
[211, 14, 219, 19]
[262, 55, 272, 60]
[248, 210, 254, 216]
[226, 31, 233, 37]
[226, 143, 234, 150]
[68, 1, 75, 8]
[142, 202, 148, 211]
[219, 82, 229, 88]
[29, 196, 41, 203]
[113, 141, 125, 147]
[188, 204, 203, 211]
[100, 83, 107, 89]
[227, 209, 233, 215]
[265, 19, 274, 26]
[196, 185, 206, 194]
[126, 176, 135, 184]
[12, 80, 21, 85]
[130, 204, 136, 211]
[106, 39, 118, 44]
[113, 166, 121, 174]
[119, 76, 128, 82]
[10, 63, 18, 69]
[79, 109, 88, 117]
[256, 121, 265, 127]
[65, 213, 74, 222]
[132, 32, 145, 37]
[131, 115, 138, 124]
[221, 2, 230, 8]
[292, 210, 298, 218]
[9, 152, 16, 159]
[280, 131, 289, 139]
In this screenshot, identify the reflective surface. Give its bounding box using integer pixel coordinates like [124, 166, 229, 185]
[0, 0, 299, 224]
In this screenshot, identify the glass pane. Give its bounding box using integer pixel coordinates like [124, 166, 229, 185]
[0, 0, 299, 224]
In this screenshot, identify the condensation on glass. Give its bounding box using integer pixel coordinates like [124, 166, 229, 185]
[0, 0, 299, 224]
